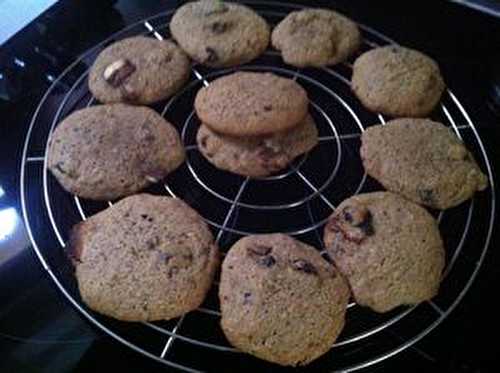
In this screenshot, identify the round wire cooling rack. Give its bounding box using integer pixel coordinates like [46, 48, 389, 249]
[19, 1, 496, 372]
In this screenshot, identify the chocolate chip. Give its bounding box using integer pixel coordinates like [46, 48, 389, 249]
[247, 245, 272, 256]
[163, 53, 173, 63]
[129, 247, 140, 258]
[210, 21, 231, 34]
[243, 292, 252, 305]
[205, 47, 218, 63]
[158, 252, 173, 265]
[342, 205, 369, 226]
[257, 255, 276, 267]
[263, 105, 273, 111]
[341, 205, 375, 237]
[247, 246, 275, 267]
[358, 212, 374, 236]
[168, 266, 179, 278]
[183, 253, 193, 263]
[54, 162, 68, 175]
[147, 237, 159, 250]
[291, 259, 317, 275]
[103, 59, 136, 88]
[343, 210, 353, 223]
[199, 135, 208, 148]
[327, 206, 374, 244]
[144, 133, 155, 143]
[418, 188, 436, 206]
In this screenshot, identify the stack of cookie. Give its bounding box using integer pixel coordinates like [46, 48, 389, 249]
[194, 71, 318, 177]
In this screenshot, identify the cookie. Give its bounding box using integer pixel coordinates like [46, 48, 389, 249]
[88, 36, 190, 105]
[47, 104, 185, 201]
[170, 0, 270, 67]
[197, 114, 318, 177]
[351, 46, 445, 117]
[272, 8, 361, 67]
[323, 192, 445, 313]
[219, 234, 350, 366]
[69, 194, 219, 322]
[360, 119, 488, 209]
[194, 72, 308, 136]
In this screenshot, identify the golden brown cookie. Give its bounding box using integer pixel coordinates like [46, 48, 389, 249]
[219, 234, 350, 366]
[88, 36, 190, 105]
[360, 119, 488, 209]
[196, 114, 318, 177]
[47, 104, 185, 201]
[323, 192, 445, 313]
[194, 72, 309, 136]
[69, 194, 219, 322]
[272, 8, 361, 67]
[352, 46, 445, 117]
[170, 0, 270, 67]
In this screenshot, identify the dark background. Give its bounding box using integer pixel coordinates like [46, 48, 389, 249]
[1, 1, 499, 372]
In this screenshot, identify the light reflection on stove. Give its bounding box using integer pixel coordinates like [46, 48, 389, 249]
[0, 207, 17, 240]
[0, 205, 30, 265]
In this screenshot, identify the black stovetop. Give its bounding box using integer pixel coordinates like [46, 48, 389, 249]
[1, 1, 499, 372]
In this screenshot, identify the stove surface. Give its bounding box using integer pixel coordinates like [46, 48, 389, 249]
[1, 1, 499, 372]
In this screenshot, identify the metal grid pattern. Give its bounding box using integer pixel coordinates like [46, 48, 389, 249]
[19, 2, 496, 372]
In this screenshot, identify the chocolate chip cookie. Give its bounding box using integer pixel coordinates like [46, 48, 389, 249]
[69, 194, 219, 321]
[194, 72, 309, 136]
[360, 118, 488, 209]
[352, 46, 445, 117]
[47, 104, 185, 201]
[219, 234, 350, 366]
[324, 192, 445, 313]
[88, 36, 190, 105]
[196, 114, 318, 177]
[272, 8, 361, 67]
[170, 0, 270, 67]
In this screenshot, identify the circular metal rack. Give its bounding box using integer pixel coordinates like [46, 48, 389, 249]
[20, 2, 496, 372]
